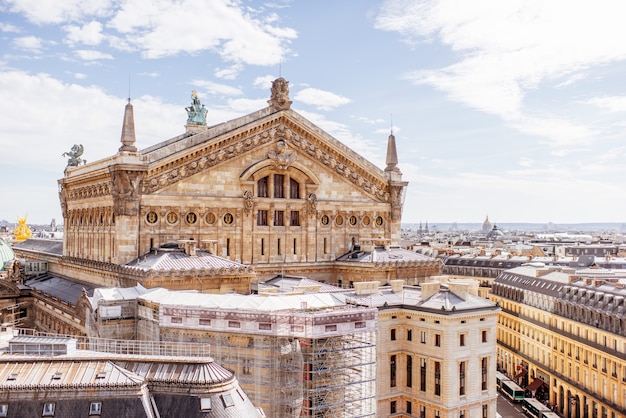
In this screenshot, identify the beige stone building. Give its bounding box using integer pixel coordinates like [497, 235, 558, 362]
[490, 264, 626, 418]
[54, 77, 440, 290]
[344, 280, 501, 418]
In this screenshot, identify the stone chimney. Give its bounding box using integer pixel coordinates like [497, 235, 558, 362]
[354, 281, 380, 296]
[390, 279, 404, 293]
[448, 282, 471, 301]
[420, 282, 440, 300]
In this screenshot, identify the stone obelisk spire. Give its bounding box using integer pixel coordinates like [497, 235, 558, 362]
[119, 99, 137, 153]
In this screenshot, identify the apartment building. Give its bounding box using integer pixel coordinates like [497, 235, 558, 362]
[490, 264, 626, 418]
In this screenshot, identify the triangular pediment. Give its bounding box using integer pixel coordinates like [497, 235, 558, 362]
[141, 108, 390, 201]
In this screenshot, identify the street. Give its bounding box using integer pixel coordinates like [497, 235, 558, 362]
[497, 392, 527, 418]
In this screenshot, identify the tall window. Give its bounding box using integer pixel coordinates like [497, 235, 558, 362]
[257, 176, 268, 197]
[482, 330, 488, 343]
[420, 358, 427, 391]
[391, 329, 396, 341]
[407, 355, 413, 387]
[420, 405, 426, 418]
[290, 178, 300, 199]
[459, 361, 466, 395]
[434, 361, 441, 396]
[406, 401, 412, 414]
[421, 331, 426, 343]
[257, 210, 268, 226]
[274, 210, 284, 226]
[274, 174, 284, 198]
[482, 405, 488, 418]
[481, 357, 488, 390]
[460, 333, 466, 346]
[390, 401, 396, 414]
[435, 334, 441, 347]
[407, 329, 412, 341]
[290, 211, 300, 226]
[390, 355, 397, 387]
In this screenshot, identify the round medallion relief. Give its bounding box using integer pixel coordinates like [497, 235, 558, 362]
[166, 211, 178, 225]
[320, 215, 329, 226]
[185, 212, 197, 224]
[362, 215, 371, 226]
[146, 211, 158, 224]
[375, 216, 384, 226]
[335, 215, 344, 226]
[205, 212, 216, 225]
[349, 215, 357, 226]
[223, 213, 234, 225]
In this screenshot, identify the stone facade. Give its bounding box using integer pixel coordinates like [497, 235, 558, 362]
[57, 78, 423, 289]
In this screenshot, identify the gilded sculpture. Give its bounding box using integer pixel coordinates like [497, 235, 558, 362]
[13, 215, 32, 241]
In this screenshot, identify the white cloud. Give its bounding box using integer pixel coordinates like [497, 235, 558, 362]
[75, 49, 113, 60]
[587, 96, 626, 113]
[72, 72, 87, 79]
[377, 0, 626, 148]
[294, 88, 350, 110]
[3, 0, 114, 24]
[253, 75, 276, 89]
[107, 0, 295, 65]
[214, 64, 243, 80]
[13, 35, 44, 51]
[64, 21, 105, 46]
[0, 22, 21, 33]
[192, 80, 243, 97]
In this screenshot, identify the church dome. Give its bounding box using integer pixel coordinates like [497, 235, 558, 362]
[486, 225, 504, 240]
[0, 238, 15, 271]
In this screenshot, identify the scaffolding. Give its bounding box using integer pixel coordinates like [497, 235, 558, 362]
[135, 302, 377, 418]
[301, 331, 376, 417]
[83, 293, 378, 417]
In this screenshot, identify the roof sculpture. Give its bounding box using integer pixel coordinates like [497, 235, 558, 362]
[12, 215, 31, 242]
[185, 90, 208, 126]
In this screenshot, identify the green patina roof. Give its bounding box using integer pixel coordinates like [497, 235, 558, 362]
[0, 238, 15, 271]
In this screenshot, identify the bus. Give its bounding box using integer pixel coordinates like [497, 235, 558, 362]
[500, 378, 525, 402]
[496, 371, 507, 388]
[521, 398, 550, 418]
[540, 413, 560, 418]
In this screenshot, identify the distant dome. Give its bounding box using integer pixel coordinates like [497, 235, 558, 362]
[486, 225, 504, 240]
[482, 215, 492, 233]
[0, 238, 15, 271]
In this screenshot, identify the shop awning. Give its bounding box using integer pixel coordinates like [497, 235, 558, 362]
[525, 379, 544, 392]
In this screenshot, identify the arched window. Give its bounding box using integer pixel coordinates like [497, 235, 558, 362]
[290, 178, 300, 199]
[257, 176, 268, 197]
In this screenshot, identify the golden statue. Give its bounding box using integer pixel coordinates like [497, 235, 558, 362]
[14, 215, 32, 241]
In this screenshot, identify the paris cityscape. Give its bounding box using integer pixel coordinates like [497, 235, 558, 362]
[1, 1, 626, 418]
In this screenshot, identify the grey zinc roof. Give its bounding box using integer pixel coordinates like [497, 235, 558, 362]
[125, 249, 246, 272]
[25, 273, 94, 305]
[10, 238, 63, 256]
[0, 358, 145, 389]
[336, 245, 436, 263]
[260, 275, 344, 293]
[342, 285, 496, 312]
[114, 359, 233, 385]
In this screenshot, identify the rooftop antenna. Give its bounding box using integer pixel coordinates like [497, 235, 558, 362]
[279, 60, 282, 78]
[128, 74, 131, 103]
[390, 113, 393, 134]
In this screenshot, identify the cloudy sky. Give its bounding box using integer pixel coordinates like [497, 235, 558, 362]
[2, 0, 626, 226]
